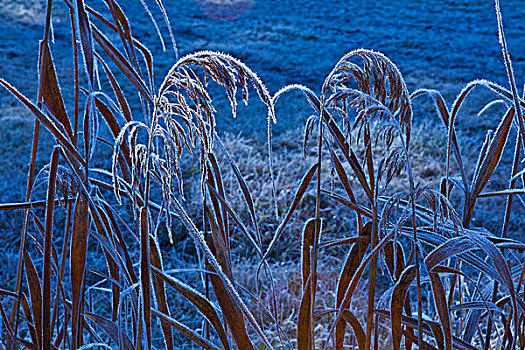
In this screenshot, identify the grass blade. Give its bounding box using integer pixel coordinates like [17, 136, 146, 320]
[494, 0, 525, 151]
[425, 237, 477, 272]
[330, 149, 363, 228]
[98, 57, 132, 122]
[74, 0, 94, 87]
[216, 136, 260, 244]
[260, 162, 319, 265]
[24, 252, 43, 349]
[298, 278, 313, 350]
[341, 310, 366, 350]
[93, 96, 131, 181]
[336, 239, 368, 350]
[71, 193, 88, 349]
[298, 219, 318, 350]
[149, 237, 174, 350]
[20, 292, 39, 346]
[43, 147, 60, 350]
[92, 26, 153, 103]
[204, 221, 255, 350]
[0, 78, 85, 167]
[151, 309, 220, 350]
[428, 272, 453, 350]
[40, 42, 73, 139]
[391, 265, 416, 350]
[410, 89, 468, 191]
[85, 313, 135, 350]
[470, 107, 514, 199]
[151, 266, 231, 350]
[139, 207, 152, 350]
[384, 240, 406, 282]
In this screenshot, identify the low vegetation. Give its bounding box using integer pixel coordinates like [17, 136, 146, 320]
[0, 0, 525, 349]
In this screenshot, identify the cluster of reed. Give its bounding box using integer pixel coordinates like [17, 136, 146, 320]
[1, 0, 525, 349]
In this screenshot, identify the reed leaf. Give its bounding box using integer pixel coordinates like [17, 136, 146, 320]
[40, 42, 73, 139]
[43, 147, 60, 350]
[391, 265, 416, 350]
[151, 309, 220, 350]
[71, 193, 89, 349]
[24, 252, 43, 349]
[151, 266, 231, 350]
[84, 313, 135, 350]
[341, 310, 366, 350]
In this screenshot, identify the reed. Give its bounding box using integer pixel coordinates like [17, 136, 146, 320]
[1, 0, 524, 349]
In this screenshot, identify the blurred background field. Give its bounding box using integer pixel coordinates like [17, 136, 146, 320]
[1, 0, 525, 200]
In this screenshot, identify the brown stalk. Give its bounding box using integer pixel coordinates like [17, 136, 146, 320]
[69, 8, 80, 147]
[298, 219, 318, 350]
[71, 193, 88, 349]
[50, 201, 73, 343]
[149, 237, 175, 350]
[139, 207, 152, 349]
[495, 3, 525, 347]
[495, 0, 525, 155]
[365, 204, 379, 349]
[391, 265, 417, 350]
[43, 147, 60, 350]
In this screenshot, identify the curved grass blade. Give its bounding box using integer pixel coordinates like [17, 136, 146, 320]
[85, 313, 134, 350]
[298, 278, 313, 350]
[0, 78, 84, 167]
[321, 190, 373, 218]
[335, 238, 369, 350]
[151, 309, 220, 350]
[204, 222, 254, 350]
[151, 266, 231, 350]
[330, 149, 363, 227]
[301, 219, 317, 288]
[260, 162, 319, 266]
[376, 310, 478, 350]
[429, 272, 453, 350]
[391, 265, 416, 350]
[92, 26, 152, 103]
[410, 89, 467, 191]
[216, 136, 260, 244]
[323, 228, 396, 349]
[425, 237, 478, 272]
[205, 185, 261, 255]
[0, 300, 19, 346]
[323, 117, 373, 201]
[470, 107, 515, 200]
[93, 96, 132, 174]
[19, 292, 39, 347]
[341, 310, 366, 350]
[97, 54, 132, 122]
[384, 240, 406, 282]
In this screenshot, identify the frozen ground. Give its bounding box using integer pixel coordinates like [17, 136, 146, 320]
[2, 1, 525, 95]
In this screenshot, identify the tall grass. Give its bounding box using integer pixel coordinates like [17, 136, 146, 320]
[1, 0, 525, 349]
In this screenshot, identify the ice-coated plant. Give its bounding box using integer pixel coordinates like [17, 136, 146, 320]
[0, 0, 524, 349]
